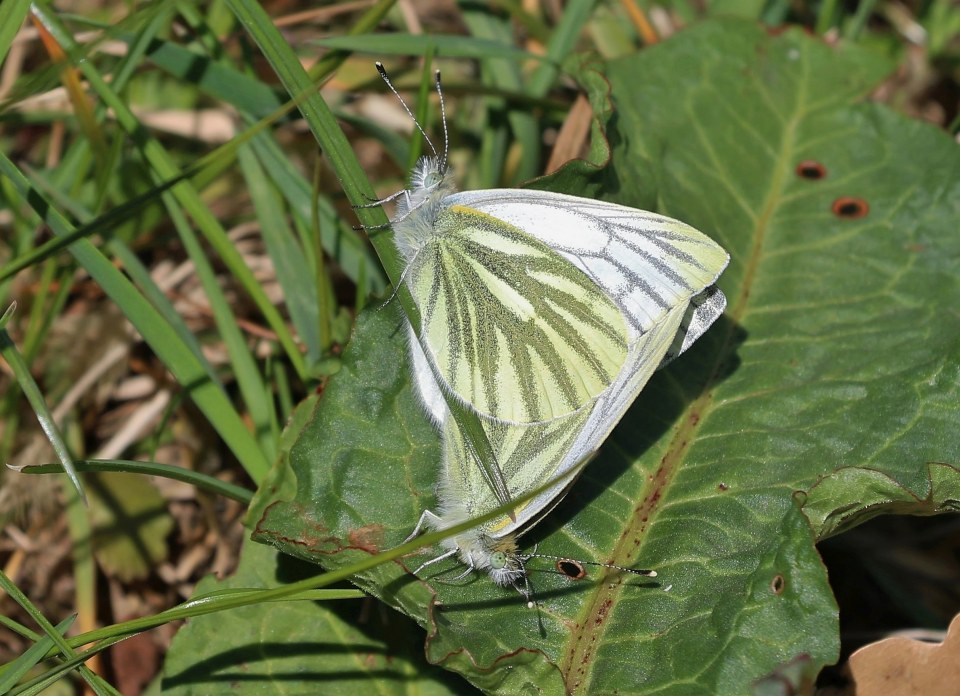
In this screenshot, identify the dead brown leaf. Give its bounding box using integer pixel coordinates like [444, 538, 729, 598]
[847, 613, 960, 695]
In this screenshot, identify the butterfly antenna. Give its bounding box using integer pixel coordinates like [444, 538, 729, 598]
[376, 61, 439, 161]
[434, 69, 449, 175]
[514, 557, 537, 609]
[525, 553, 657, 578]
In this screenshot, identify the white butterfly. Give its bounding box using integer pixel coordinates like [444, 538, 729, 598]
[374, 64, 729, 591]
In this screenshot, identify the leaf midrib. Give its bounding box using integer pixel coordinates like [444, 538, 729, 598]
[558, 37, 811, 695]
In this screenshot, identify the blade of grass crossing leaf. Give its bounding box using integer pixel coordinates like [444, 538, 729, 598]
[0, 616, 75, 694]
[60, 460, 579, 653]
[0, 305, 85, 502]
[17, 461, 579, 682]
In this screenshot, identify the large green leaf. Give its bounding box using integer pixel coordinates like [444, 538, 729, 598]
[249, 19, 960, 695]
[161, 537, 464, 695]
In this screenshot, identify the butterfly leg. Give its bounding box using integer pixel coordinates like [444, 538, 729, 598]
[405, 509, 443, 543]
[413, 547, 459, 576]
[406, 509, 465, 577]
[450, 551, 477, 581]
[352, 188, 407, 209]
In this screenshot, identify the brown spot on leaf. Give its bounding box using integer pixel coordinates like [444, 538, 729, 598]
[348, 524, 385, 553]
[770, 574, 786, 595]
[832, 196, 869, 219]
[795, 160, 827, 179]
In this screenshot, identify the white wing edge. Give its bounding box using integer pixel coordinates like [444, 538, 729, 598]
[659, 285, 727, 368]
[406, 323, 447, 426]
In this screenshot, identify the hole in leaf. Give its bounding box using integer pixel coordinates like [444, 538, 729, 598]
[771, 574, 786, 595]
[557, 559, 587, 580]
[832, 197, 869, 219]
[796, 160, 827, 179]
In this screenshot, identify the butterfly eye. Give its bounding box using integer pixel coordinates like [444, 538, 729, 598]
[489, 551, 508, 569]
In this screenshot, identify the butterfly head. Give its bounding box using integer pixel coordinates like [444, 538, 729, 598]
[399, 155, 453, 219]
[487, 548, 526, 586]
[410, 156, 446, 192]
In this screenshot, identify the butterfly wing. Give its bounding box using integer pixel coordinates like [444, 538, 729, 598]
[444, 189, 730, 347]
[437, 301, 695, 542]
[402, 189, 729, 534]
[436, 402, 593, 539]
[432, 190, 729, 539]
[497, 301, 692, 539]
[404, 203, 631, 425]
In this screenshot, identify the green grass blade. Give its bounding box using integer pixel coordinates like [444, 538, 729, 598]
[0, 0, 31, 66]
[309, 32, 546, 61]
[0, 304, 85, 501]
[14, 459, 254, 505]
[0, 614, 75, 692]
[0, 570, 113, 695]
[0, 152, 270, 481]
[28, 5, 307, 385]
[237, 145, 321, 362]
